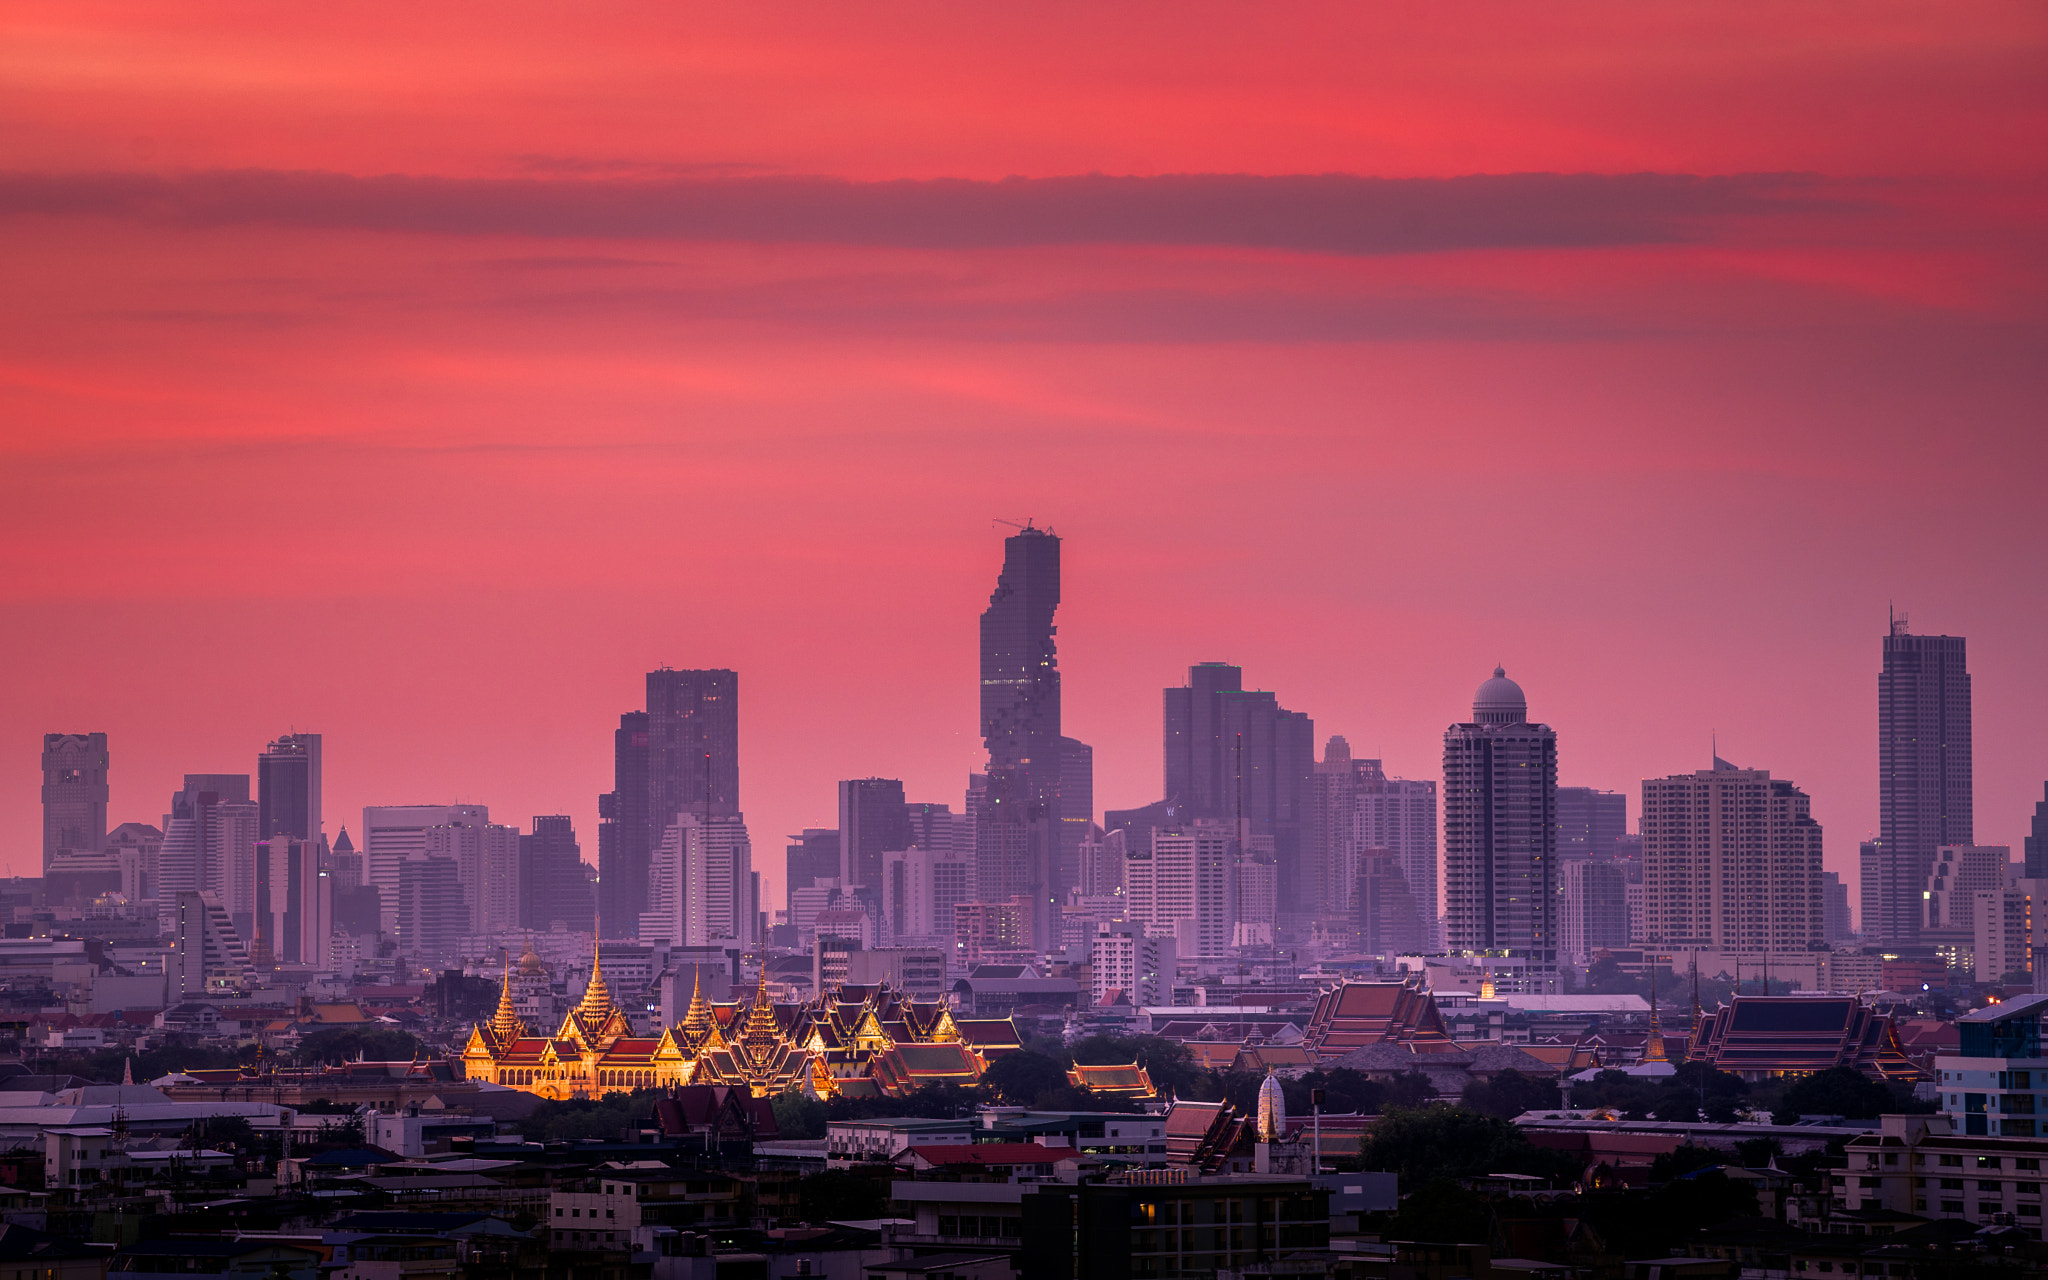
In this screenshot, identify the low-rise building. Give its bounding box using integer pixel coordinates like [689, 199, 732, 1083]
[547, 1165, 744, 1252]
[1937, 992, 2048, 1136]
[1835, 1113, 2048, 1235]
[827, 1117, 977, 1165]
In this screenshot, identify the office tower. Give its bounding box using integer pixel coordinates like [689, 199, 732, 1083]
[1640, 758, 1824, 952]
[520, 816, 594, 933]
[104, 822, 161, 903]
[2026, 785, 2048, 879]
[255, 836, 332, 968]
[422, 817, 520, 934]
[157, 775, 253, 925]
[170, 891, 251, 1000]
[396, 857, 465, 965]
[1555, 787, 1627, 862]
[1443, 667, 1559, 993]
[1161, 663, 1315, 917]
[211, 799, 261, 937]
[1820, 870, 1854, 944]
[979, 524, 1062, 952]
[1057, 736, 1094, 899]
[906, 802, 964, 857]
[1355, 852, 1425, 956]
[361, 804, 487, 935]
[1559, 858, 1629, 961]
[257, 732, 322, 841]
[1124, 828, 1234, 959]
[1236, 852, 1277, 939]
[785, 828, 841, 916]
[883, 844, 972, 943]
[839, 778, 912, 892]
[1091, 922, 1175, 1006]
[598, 710, 650, 937]
[41, 733, 109, 869]
[1355, 763, 1439, 951]
[954, 898, 1032, 967]
[1925, 845, 2009, 941]
[642, 812, 754, 947]
[325, 826, 363, 891]
[1876, 616, 1972, 943]
[646, 665, 740, 831]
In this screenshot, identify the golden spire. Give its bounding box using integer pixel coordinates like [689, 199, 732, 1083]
[681, 965, 712, 1039]
[578, 936, 613, 1021]
[1644, 964, 1669, 1064]
[491, 958, 524, 1041]
[741, 966, 780, 1044]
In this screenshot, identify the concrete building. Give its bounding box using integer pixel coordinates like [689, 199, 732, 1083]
[883, 844, 972, 945]
[1835, 1112, 2048, 1230]
[362, 804, 487, 935]
[1443, 668, 1560, 993]
[256, 732, 321, 842]
[520, 815, 594, 934]
[1355, 764, 1438, 952]
[1077, 826, 1125, 899]
[1874, 616, 1972, 943]
[1559, 858, 1629, 962]
[840, 777, 912, 899]
[395, 856, 465, 965]
[1057, 735, 1094, 900]
[1126, 829, 1234, 960]
[170, 890, 251, 1000]
[598, 709, 650, 939]
[641, 812, 755, 948]
[2028, 784, 2048, 880]
[41, 732, 109, 869]
[979, 525, 1063, 954]
[1938, 993, 2048, 1136]
[1975, 880, 2048, 986]
[1640, 758, 1824, 953]
[1555, 787, 1627, 863]
[1821, 870, 1854, 944]
[1091, 922, 1174, 1006]
[843, 947, 949, 1000]
[1353, 852, 1424, 956]
[1308, 736, 1361, 928]
[1926, 844, 2010, 942]
[784, 826, 840, 920]
[255, 836, 332, 968]
[422, 816, 521, 935]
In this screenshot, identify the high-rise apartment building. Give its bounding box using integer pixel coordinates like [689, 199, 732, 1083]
[41, 733, 109, 869]
[1162, 663, 1314, 917]
[396, 857, 466, 965]
[1355, 763, 1438, 951]
[424, 817, 521, 934]
[2025, 784, 2048, 880]
[1443, 668, 1559, 993]
[785, 828, 841, 918]
[598, 710, 650, 937]
[646, 667, 740, 831]
[1058, 736, 1094, 899]
[361, 804, 487, 935]
[883, 844, 972, 943]
[257, 732, 322, 841]
[1640, 759, 1824, 953]
[1078, 826, 1126, 898]
[1556, 787, 1627, 863]
[255, 836, 332, 968]
[1355, 853, 1425, 956]
[157, 775, 254, 927]
[1875, 617, 1972, 943]
[1925, 845, 2009, 941]
[1124, 828, 1234, 960]
[520, 816, 594, 933]
[979, 525, 1062, 952]
[642, 812, 755, 947]
[170, 891, 251, 1000]
[1308, 736, 1360, 928]
[1974, 881, 2048, 987]
[840, 778, 912, 893]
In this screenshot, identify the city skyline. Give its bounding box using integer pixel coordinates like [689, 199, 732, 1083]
[1, 8, 2043, 918]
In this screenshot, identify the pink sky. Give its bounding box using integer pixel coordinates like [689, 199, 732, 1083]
[3, 4, 2045, 915]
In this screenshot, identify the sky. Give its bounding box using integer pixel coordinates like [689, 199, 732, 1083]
[2, 4, 2045, 918]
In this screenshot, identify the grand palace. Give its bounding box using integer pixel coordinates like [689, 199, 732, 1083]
[462, 945, 1033, 1100]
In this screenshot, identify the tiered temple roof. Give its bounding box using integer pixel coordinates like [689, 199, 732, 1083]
[1301, 981, 1454, 1059]
[1066, 1061, 1158, 1100]
[1686, 995, 1926, 1082]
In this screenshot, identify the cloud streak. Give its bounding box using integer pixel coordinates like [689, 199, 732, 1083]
[0, 169, 1834, 254]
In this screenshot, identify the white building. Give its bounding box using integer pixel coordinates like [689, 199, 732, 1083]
[1926, 844, 2009, 938]
[170, 891, 251, 1000]
[882, 844, 972, 945]
[1976, 879, 2048, 985]
[1091, 922, 1174, 1006]
[1126, 830, 1234, 960]
[1355, 770, 1438, 950]
[641, 812, 755, 947]
[422, 817, 521, 934]
[362, 804, 489, 935]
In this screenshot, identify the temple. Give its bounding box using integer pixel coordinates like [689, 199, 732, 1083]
[462, 950, 1023, 1100]
[1686, 994, 1926, 1083]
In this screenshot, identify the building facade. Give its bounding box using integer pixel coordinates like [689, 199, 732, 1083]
[520, 814, 594, 934]
[41, 732, 109, 869]
[1443, 668, 1559, 993]
[256, 732, 322, 842]
[840, 777, 912, 895]
[1640, 760, 1824, 953]
[979, 525, 1062, 953]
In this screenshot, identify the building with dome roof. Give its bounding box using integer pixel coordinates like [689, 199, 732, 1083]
[1443, 667, 1560, 994]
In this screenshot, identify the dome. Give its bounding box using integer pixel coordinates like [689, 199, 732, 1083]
[1256, 1071, 1287, 1143]
[1473, 666, 1528, 725]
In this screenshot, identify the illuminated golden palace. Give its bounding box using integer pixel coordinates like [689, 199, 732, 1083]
[462, 946, 1025, 1100]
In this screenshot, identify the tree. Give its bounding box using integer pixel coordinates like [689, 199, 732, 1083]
[1384, 1179, 1496, 1244]
[1775, 1067, 1893, 1122]
[772, 1089, 827, 1139]
[798, 1169, 889, 1223]
[978, 1050, 1069, 1105]
[1461, 1069, 1561, 1120]
[1353, 1106, 1578, 1186]
[293, 1026, 422, 1066]
[514, 1089, 658, 1141]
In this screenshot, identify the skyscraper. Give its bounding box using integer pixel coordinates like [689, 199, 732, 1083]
[521, 816, 594, 933]
[642, 811, 755, 947]
[1308, 736, 1360, 928]
[361, 804, 486, 935]
[647, 668, 740, 826]
[1559, 858, 1629, 960]
[1058, 736, 1094, 899]
[257, 732, 322, 841]
[2025, 784, 2048, 880]
[1355, 762, 1439, 950]
[1443, 667, 1559, 993]
[1640, 758, 1823, 952]
[839, 778, 912, 892]
[598, 710, 650, 938]
[41, 733, 109, 869]
[1821, 870, 1854, 944]
[784, 827, 841, 918]
[1555, 787, 1627, 862]
[1161, 663, 1314, 917]
[979, 524, 1061, 951]
[1875, 616, 1972, 943]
